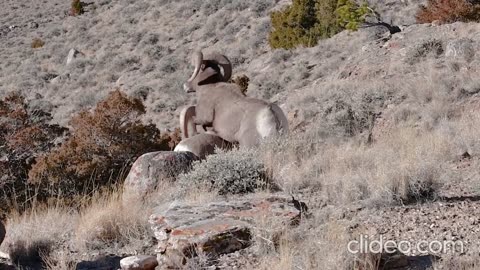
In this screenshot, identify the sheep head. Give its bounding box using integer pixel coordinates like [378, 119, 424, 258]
[183, 50, 232, 93]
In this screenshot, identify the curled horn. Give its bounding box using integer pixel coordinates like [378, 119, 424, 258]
[205, 52, 232, 82]
[179, 106, 197, 139]
[183, 50, 203, 92]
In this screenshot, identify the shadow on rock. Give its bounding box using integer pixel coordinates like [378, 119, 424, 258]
[76, 255, 123, 270]
[0, 263, 15, 270]
[380, 251, 439, 270]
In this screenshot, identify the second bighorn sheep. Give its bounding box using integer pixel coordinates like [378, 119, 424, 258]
[183, 50, 288, 148]
[174, 106, 232, 158]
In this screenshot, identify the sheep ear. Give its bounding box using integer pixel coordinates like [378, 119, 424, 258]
[196, 67, 222, 86]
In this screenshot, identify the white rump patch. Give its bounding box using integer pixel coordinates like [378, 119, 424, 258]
[174, 144, 192, 153]
[0, 251, 9, 260]
[256, 107, 278, 138]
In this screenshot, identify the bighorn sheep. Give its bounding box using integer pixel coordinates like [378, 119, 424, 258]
[180, 52, 234, 138]
[184, 51, 232, 91]
[183, 50, 288, 148]
[174, 52, 235, 158]
[174, 105, 232, 159]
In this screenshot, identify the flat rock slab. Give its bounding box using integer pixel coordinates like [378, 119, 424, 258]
[149, 195, 302, 267]
[120, 255, 158, 270]
[123, 151, 198, 203]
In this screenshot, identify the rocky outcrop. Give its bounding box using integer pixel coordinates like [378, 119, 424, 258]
[120, 255, 158, 270]
[123, 151, 198, 202]
[149, 195, 304, 267]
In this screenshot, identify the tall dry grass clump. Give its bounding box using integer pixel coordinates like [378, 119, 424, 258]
[255, 220, 358, 269]
[75, 189, 153, 251]
[4, 205, 77, 269]
[2, 186, 158, 269]
[262, 124, 457, 206]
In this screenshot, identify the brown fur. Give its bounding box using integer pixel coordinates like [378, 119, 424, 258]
[175, 105, 232, 158]
[184, 50, 288, 148]
[194, 83, 287, 147]
[174, 132, 232, 158]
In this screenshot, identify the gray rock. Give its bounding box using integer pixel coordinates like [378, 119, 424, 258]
[28, 22, 39, 29]
[66, 48, 83, 65]
[41, 73, 58, 82]
[123, 151, 198, 203]
[50, 73, 70, 84]
[149, 195, 304, 267]
[120, 255, 158, 270]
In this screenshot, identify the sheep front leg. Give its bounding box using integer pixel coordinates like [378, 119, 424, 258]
[194, 102, 214, 127]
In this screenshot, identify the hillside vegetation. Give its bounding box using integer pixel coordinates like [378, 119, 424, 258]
[1, 0, 480, 269]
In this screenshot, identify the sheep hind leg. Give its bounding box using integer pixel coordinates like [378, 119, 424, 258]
[237, 129, 261, 149]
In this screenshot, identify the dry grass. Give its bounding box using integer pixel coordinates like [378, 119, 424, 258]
[438, 257, 480, 270]
[0, 178, 219, 268]
[262, 95, 480, 207]
[3, 204, 77, 268]
[75, 190, 152, 251]
[254, 220, 356, 270]
[0, 0, 277, 129]
[0, 185, 169, 268]
[2, 111, 480, 269]
[1, 0, 480, 269]
[263, 124, 456, 206]
[43, 250, 77, 270]
[31, 38, 45, 49]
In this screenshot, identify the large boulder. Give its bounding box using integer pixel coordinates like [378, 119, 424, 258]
[123, 151, 198, 202]
[149, 195, 305, 267]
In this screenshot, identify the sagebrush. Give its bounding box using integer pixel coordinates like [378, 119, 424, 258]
[268, 0, 372, 49]
[70, 0, 84, 16]
[31, 38, 45, 49]
[179, 148, 268, 195]
[416, 0, 480, 24]
[229, 74, 250, 95]
[28, 90, 174, 198]
[0, 92, 67, 213]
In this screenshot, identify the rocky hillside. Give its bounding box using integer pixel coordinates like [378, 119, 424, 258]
[2, 0, 480, 269]
[1, 0, 430, 130]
